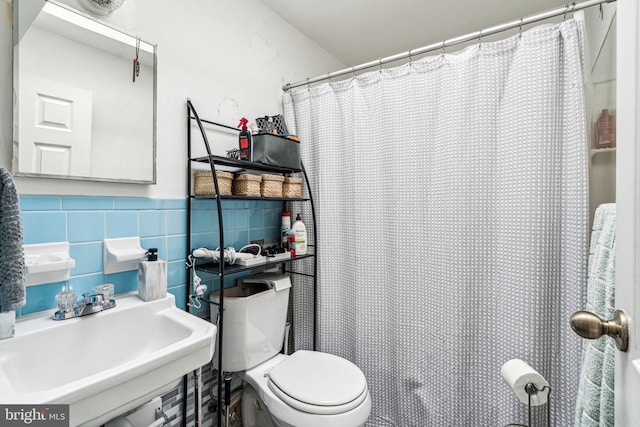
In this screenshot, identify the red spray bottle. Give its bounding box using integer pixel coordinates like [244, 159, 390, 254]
[238, 118, 253, 161]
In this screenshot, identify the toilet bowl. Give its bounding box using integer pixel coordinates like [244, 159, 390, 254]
[241, 352, 372, 427]
[210, 273, 371, 427]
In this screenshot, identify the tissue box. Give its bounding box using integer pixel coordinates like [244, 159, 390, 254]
[252, 134, 300, 170]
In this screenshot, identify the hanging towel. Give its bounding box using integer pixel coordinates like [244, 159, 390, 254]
[575, 203, 616, 427]
[0, 168, 25, 312]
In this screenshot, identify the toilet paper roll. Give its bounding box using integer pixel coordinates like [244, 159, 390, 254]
[501, 359, 549, 406]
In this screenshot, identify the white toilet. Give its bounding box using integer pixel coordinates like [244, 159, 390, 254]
[211, 273, 371, 427]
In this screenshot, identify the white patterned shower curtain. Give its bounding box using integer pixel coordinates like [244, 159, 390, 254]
[283, 16, 588, 427]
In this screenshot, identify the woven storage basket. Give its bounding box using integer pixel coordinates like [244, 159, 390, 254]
[260, 174, 285, 197]
[283, 177, 303, 198]
[233, 174, 262, 197]
[194, 171, 233, 196]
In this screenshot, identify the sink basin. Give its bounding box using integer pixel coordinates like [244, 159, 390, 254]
[0, 293, 216, 426]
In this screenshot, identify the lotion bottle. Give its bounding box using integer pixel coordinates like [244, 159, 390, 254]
[596, 109, 616, 148]
[138, 248, 167, 302]
[292, 213, 307, 255]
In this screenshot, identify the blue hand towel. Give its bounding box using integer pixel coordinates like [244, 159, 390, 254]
[574, 203, 615, 427]
[0, 168, 25, 312]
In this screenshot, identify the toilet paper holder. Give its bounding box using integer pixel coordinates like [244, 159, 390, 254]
[505, 383, 552, 427]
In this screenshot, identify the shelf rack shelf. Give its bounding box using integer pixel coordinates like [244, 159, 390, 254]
[185, 99, 317, 427]
[590, 147, 617, 158]
[191, 154, 302, 174]
[191, 194, 310, 202]
[194, 250, 315, 276]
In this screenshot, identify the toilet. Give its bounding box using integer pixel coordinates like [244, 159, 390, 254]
[210, 273, 371, 427]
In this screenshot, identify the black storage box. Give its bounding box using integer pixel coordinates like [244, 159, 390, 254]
[251, 134, 300, 170]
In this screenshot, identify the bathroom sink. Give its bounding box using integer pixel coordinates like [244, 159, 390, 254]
[0, 293, 216, 426]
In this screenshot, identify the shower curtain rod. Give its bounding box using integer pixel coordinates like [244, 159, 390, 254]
[282, 0, 615, 91]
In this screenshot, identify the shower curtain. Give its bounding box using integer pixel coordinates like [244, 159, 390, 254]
[284, 16, 588, 426]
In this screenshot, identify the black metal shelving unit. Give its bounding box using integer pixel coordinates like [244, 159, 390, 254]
[185, 99, 317, 427]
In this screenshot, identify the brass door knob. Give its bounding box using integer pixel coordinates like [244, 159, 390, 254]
[570, 309, 628, 352]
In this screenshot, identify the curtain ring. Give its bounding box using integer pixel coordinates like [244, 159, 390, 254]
[441, 39, 446, 54]
[519, 17, 523, 39]
[478, 29, 482, 49]
[378, 57, 383, 74]
[563, 3, 569, 20]
[408, 49, 413, 66]
[571, 2, 576, 16]
[351, 66, 356, 78]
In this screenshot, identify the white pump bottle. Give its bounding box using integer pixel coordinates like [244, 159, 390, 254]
[292, 214, 307, 255]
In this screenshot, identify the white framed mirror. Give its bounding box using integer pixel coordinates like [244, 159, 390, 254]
[13, 0, 156, 184]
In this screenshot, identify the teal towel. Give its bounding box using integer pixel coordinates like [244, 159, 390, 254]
[575, 204, 615, 427]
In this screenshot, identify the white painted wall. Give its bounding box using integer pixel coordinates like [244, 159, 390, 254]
[0, 0, 345, 197]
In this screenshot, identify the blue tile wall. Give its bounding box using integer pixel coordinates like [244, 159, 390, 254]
[68, 211, 105, 242]
[17, 196, 282, 318]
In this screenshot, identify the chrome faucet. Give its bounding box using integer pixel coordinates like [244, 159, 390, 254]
[53, 291, 116, 320]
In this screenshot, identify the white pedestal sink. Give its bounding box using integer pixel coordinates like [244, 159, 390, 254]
[0, 293, 216, 426]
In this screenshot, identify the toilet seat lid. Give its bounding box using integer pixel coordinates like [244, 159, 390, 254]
[267, 350, 368, 414]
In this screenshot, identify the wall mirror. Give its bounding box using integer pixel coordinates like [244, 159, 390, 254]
[13, 0, 156, 183]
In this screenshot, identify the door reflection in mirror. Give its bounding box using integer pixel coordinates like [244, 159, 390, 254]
[13, 0, 156, 183]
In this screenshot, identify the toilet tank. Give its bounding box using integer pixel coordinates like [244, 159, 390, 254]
[210, 273, 291, 372]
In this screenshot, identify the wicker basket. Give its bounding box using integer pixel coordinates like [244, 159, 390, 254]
[194, 171, 233, 196]
[283, 177, 303, 198]
[260, 174, 285, 197]
[233, 174, 262, 197]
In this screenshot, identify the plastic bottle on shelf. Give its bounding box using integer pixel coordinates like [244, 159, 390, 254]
[596, 109, 616, 149]
[288, 230, 296, 257]
[292, 213, 307, 255]
[238, 117, 253, 160]
[281, 210, 291, 250]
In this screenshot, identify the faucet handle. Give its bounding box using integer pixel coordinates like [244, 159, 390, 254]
[94, 284, 115, 301]
[55, 291, 77, 312]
